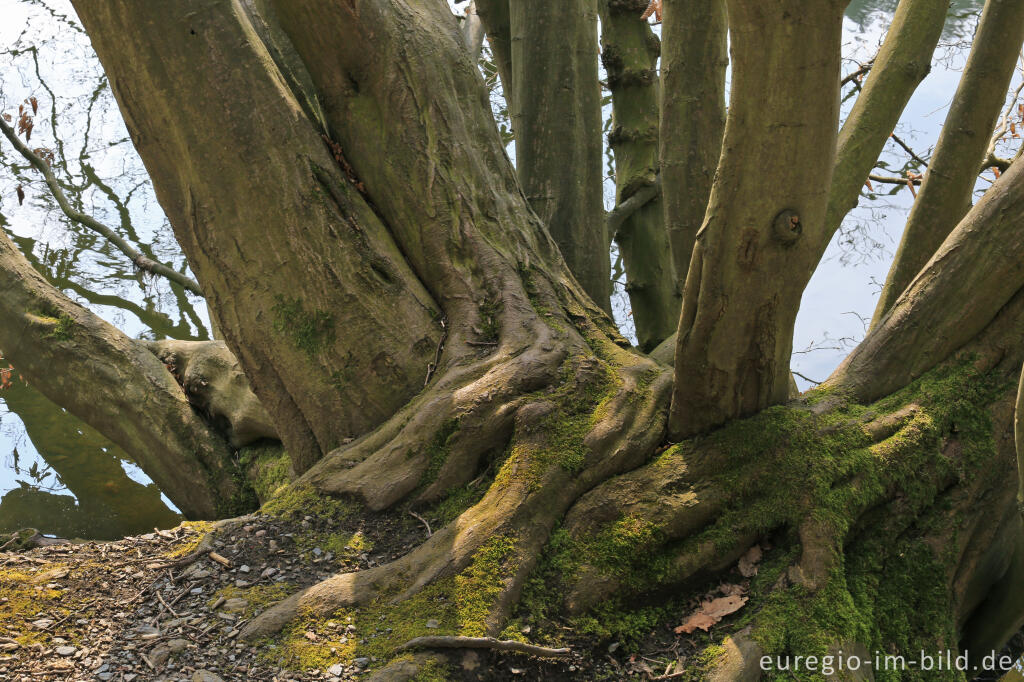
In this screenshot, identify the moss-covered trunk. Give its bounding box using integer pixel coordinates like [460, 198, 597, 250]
[600, 0, 678, 352]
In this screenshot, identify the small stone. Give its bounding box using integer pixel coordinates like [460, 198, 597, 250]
[353, 657, 370, 668]
[311, 547, 323, 558]
[150, 646, 170, 667]
[255, 529, 267, 538]
[425, 619, 440, 629]
[193, 672, 224, 682]
[239, 565, 251, 573]
[167, 638, 189, 654]
[190, 587, 204, 595]
[221, 598, 249, 614]
[608, 641, 621, 654]
[234, 579, 251, 588]
[31, 619, 54, 630]
[327, 663, 345, 676]
[260, 567, 277, 579]
[97, 674, 114, 681]
[55, 645, 76, 657]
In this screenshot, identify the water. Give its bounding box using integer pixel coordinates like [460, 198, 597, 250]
[0, 0, 998, 541]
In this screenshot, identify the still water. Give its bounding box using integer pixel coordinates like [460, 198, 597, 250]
[0, 0, 992, 540]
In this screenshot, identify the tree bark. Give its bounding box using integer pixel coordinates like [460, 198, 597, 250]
[823, 0, 948, 250]
[473, 0, 514, 115]
[600, 0, 678, 351]
[873, 0, 1024, 324]
[659, 0, 727, 284]
[70, 0, 444, 473]
[0, 230, 238, 519]
[668, 0, 848, 440]
[510, 0, 611, 313]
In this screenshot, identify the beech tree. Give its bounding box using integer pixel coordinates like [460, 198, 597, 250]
[3, 0, 1024, 678]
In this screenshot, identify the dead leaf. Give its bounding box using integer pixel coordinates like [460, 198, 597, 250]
[674, 595, 748, 634]
[16, 185, 25, 206]
[719, 582, 746, 597]
[738, 545, 762, 577]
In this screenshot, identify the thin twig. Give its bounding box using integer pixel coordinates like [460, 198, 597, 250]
[397, 635, 571, 658]
[840, 60, 873, 88]
[889, 132, 929, 168]
[409, 511, 433, 537]
[0, 110, 204, 296]
[424, 317, 448, 386]
[792, 371, 822, 386]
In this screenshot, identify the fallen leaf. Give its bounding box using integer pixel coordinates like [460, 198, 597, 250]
[674, 595, 748, 634]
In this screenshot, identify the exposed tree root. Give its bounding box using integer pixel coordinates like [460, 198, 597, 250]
[395, 635, 571, 658]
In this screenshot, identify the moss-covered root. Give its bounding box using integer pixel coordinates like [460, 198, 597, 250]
[298, 324, 569, 512]
[239, 360, 672, 653]
[543, 361, 1021, 680]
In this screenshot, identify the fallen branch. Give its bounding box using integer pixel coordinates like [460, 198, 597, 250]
[0, 110, 204, 296]
[396, 635, 571, 659]
[409, 510, 433, 537]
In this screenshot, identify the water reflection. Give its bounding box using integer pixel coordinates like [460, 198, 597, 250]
[0, 0, 203, 538]
[0, 375, 180, 540]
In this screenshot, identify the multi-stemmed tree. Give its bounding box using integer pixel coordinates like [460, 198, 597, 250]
[2, 0, 1024, 677]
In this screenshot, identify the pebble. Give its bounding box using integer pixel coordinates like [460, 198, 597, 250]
[54, 646, 76, 656]
[354, 657, 370, 668]
[239, 564, 250, 573]
[167, 638, 189, 654]
[193, 672, 224, 682]
[327, 663, 345, 675]
[425, 619, 440, 629]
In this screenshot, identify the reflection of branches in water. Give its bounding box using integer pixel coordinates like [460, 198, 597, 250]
[0, 0, 209, 340]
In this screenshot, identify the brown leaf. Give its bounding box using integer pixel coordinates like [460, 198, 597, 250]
[719, 582, 746, 597]
[640, 0, 662, 21]
[738, 545, 763, 577]
[674, 595, 748, 634]
[29, 97, 38, 115]
[16, 185, 25, 206]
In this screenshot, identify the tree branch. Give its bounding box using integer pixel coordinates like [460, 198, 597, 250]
[823, 0, 947, 250]
[872, 0, 1024, 326]
[606, 177, 661, 240]
[0, 112, 204, 297]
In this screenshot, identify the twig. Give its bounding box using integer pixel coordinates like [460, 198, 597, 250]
[649, 672, 687, 681]
[424, 317, 448, 386]
[156, 589, 180, 618]
[0, 110, 204, 296]
[889, 132, 929, 168]
[867, 173, 922, 187]
[840, 60, 873, 88]
[396, 635, 571, 658]
[409, 511, 433, 537]
[607, 177, 661, 241]
[792, 371, 822, 386]
[208, 551, 232, 568]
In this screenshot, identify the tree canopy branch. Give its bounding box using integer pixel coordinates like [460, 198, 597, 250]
[0, 111, 204, 297]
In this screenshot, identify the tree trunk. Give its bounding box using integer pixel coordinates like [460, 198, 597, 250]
[510, 0, 611, 314]
[873, 0, 1024, 324]
[600, 0, 678, 351]
[48, 0, 1024, 679]
[659, 0, 727, 285]
[668, 0, 849, 440]
[70, 0, 445, 473]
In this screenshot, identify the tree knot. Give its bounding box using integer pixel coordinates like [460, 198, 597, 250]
[772, 209, 802, 245]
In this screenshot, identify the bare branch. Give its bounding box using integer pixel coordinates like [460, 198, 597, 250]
[606, 177, 661, 241]
[0, 110, 204, 297]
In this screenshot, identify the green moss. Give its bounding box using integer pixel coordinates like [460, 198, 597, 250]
[164, 521, 214, 558]
[418, 418, 461, 489]
[409, 659, 452, 681]
[495, 357, 620, 490]
[239, 442, 293, 503]
[0, 563, 79, 648]
[47, 313, 74, 340]
[210, 582, 298, 619]
[454, 535, 519, 636]
[261, 484, 357, 522]
[477, 296, 502, 343]
[262, 607, 357, 670]
[271, 295, 335, 357]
